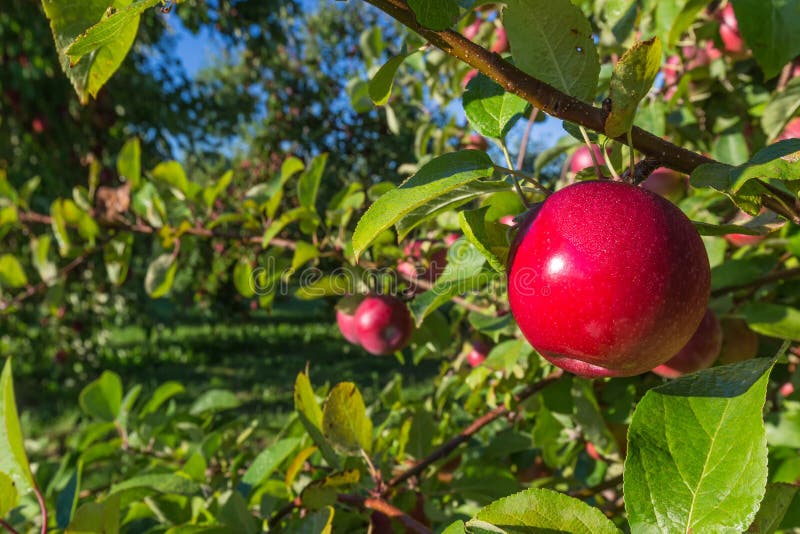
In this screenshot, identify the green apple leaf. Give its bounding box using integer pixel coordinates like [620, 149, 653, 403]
[233, 258, 255, 298]
[79, 371, 123, 422]
[352, 150, 495, 260]
[505, 0, 600, 103]
[458, 206, 509, 273]
[463, 73, 530, 140]
[297, 153, 328, 212]
[42, 0, 142, 103]
[104, 232, 134, 286]
[189, 389, 241, 415]
[406, 0, 459, 30]
[203, 170, 233, 209]
[294, 373, 340, 468]
[465, 488, 619, 533]
[0, 254, 28, 289]
[731, 0, 800, 80]
[144, 253, 178, 298]
[110, 473, 200, 495]
[0, 471, 19, 518]
[747, 483, 799, 533]
[0, 359, 35, 501]
[321, 382, 373, 455]
[238, 438, 301, 497]
[65, 493, 120, 534]
[762, 77, 800, 142]
[117, 137, 141, 188]
[625, 358, 773, 533]
[605, 37, 662, 138]
[741, 303, 800, 341]
[369, 52, 414, 106]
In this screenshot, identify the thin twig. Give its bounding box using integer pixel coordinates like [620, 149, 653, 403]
[568, 474, 624, 499]
[579, 126, 605, 180]
[384, 370, 563, 493]
[267, 497, 302, 529]
[0, 520, 20, 534]
[337, 494, 432, 534]
[516, 108, 540, 170]
[711, 267, 800, 297]
[34, 483, 47, 534]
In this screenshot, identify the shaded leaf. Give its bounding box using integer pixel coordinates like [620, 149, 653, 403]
[407, 0, 459, 30]
[239, 438, 301, 497]
[322, 382, 373, 455]
[0, 255, 28, 289]
[79, 371, 123, 422]
[605, 37, 662, 137]
[144, 253, 177, 298]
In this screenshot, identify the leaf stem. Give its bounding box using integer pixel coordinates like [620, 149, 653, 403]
[0, 520, 20, 534]
[499, 141, 531, 208]
[578, 126, 605, 180]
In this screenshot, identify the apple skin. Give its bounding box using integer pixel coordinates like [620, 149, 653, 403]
[718, 3, 746, 56]
[466, 339, 491, 367]
[499, 214, 516, 227]
[585, 442, 601, 461]
[507, 181, 710, 378]
[462, 69, 478, 88]
[464, 133, 488, 151]
[652, 309, 722, 378]
[717, 318, 759, 364]
[336, 295, 365, 345]
[778, 117, 800, 141]
[569, 144, 605, 174]
[490, 26, 509, 54]
[354, 295, 414, 355]
[640, 167, 688, 203]
[463, 18, 482, 41]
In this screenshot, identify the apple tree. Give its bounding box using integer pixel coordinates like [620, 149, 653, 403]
[1, 0, 800, 532]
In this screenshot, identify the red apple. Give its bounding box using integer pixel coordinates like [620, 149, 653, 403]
[466, 340, 491, 367]
[652, 309, 722, 378]
[569, 144, 605, 174]
[779, 382, 795, 397]
[717, 318, 759, 364]
[464, 133, 488, 151]
[354, 295, 414, 355]
[585, 442, 601, 461]
[778, 117, 800, 141]
[31, 117, 46, 134]
[462, 18, 482, 41]
[444, 233, 460, 246]
[425, 247, 448, 282]
[490, 26, 509, 54]
[507, 181, 710, 377]
[663, 55, 681, 88]
[683, 41, 722, 71]
[403, 239, 426, 259]
[640, 167, 688, 203]
[499, 214, 516, 227]
[336, 295, 365, 345]
[462, 69, 478, 89]
[718, 3, 746, 56]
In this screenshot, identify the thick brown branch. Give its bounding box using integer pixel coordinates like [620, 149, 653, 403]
[337, 494, 432, 534]
[363, 0, 714, 175]
[384, 370, 563, 492]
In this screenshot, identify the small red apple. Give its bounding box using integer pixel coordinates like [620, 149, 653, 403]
[569, 144, 605, 174]
[779, 382, 795, 397]
[466, 340, 490, 367]
[663, 55, 681, 88]
[462, 69, 478, 89]
[31, 117, 46, 134]
[640, 167, 688, 203]
[336, 295, 365, 345]
[490, 27, 509, 54]
[717, 318, 759, 364]
[718, 3, 746, 56]
[585, 442, 601, 461]
[778, 117, 800, 141]
[354, 295, 414, 355]
[683, 41, 722, 71]
[425, 247, 448, 283]
[464, 133, 489, 151]
[403, 240, 426, 259]
[724, 210, 766, 247]
[444, 233, 460, 246]
[507, 181, 710, 377]
[499, 214, 516, 227]
[462, 18, 482, 41]
[652, 309, 722, 378]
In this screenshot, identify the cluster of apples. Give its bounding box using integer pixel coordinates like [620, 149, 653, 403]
[336, 294, 414, 356]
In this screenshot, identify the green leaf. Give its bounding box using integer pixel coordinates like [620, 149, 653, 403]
[732, 0, 800, 79]
[66, 493, 120, 534]
[239, 437, 301, 496]
[66, 0, 160, 60]
[110, 474, 200, 495]
[605, 37, 662, 138]
[407, 0, 459, 30]
[144, 253, 177, 298]
[321, 382, 373, 455]
[0, 254, 28, 289]
[294, 273, 352, 300]
[465, 487, 619, 533]
[139, 381, 185, 417]
[290, 241, 319, 273]
[104, 233, 133, 286]
[762, 77, 800, 142]
[625, 358, 774, 533]
[747, 483, 799, 533]
[352, 150, 494, 259]
[131, 182, 166, 227]
[0, 467, 19, 517]
[458, 206, 509, 273]
[442, 521, 466, 534]
[262, 207, 319, 249]
[79, 371, 123, 422]
[31, 235, 57, 284]
[692, 221, 762, 237]
[50, 199, 71, 255]
[151, 161, 191, 199]
[295, 373, 340, 468]
[0, 360, 34, 499]
[189, 389, 241, 415]
[666, 0, 709, 47]
[117, 137, 141, 188]
[741, 303, 800, 340]
[505, 0, 600, 103]
[291, 506, 334, 534]
[464, 73, 530, 139]
[297, 153, 328, 212]
[233, 258, 255, 298]
[56, 469, 81, 529]
[572, 378, 617, 457]
[218, 491, 258, 534]
[42, 0, 141, 103]
[369, 53, 411, 106]
[203, 170, 233, 209]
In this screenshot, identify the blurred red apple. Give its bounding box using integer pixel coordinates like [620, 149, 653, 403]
[725, 210, 765, 247]
[778, 117, 800, 141]
[640, 167, 688, 203]
[336, 295, 365, 345]
[490, 26, 509, 54]
[499, 214, 516, 226]
[466, 339, 490, 367]
[718, 3, 746, 56]
[354, 295, 414, 355]
[464, 133, 488, 151]
[652, 309, 722, 378]
[462, 69, 478, 88]
[462, 18, 482, 40]
[569, 144, 605, 174]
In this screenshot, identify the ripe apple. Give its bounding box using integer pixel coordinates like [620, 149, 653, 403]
[354, 295, 414, 355]
[778, 117, 800, 141]
[507, 181, 710, 377]
[403, 239, 426, 259]
[585, 442, 601, 461]
[336, 295, 365, 345]
[717, 318, 759, 364]
[490, 26, 509, 54]
[569, 144, 605, 174]
[462, 18, 482, 41]
[663, 55, 681, 88]
[718, 3, 746, 56]
[464, 133, 488, 151]
[462, 69, 478, 88]
[466, 339, 491, 367]
[499, 214, 516, 227]
[444, 233, 460, 246]
[683, 41, 722, 71]
[779, 382, 795, 397]
[652, 309, 722, 378]
[425, 247, 448, 283]
[640, 167, 688, 203]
